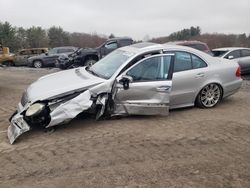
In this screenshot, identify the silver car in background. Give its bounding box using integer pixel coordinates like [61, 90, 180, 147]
[8, 43, 242, 144]
[212, 47, 250, 74]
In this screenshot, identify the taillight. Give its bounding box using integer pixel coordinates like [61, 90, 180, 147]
[236, 66, 241, 77]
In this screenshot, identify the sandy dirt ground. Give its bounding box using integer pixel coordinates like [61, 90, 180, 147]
[0, 67, 250, 188]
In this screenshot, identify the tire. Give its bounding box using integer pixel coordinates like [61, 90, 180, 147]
[196, 83, 222, 108]
[85, 59, 97, 67]
[33, 60, 43, 68]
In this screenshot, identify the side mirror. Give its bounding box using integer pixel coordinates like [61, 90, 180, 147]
[228, 55, 234, 60]
[45, 52, 48, 56]
[119, 75, 133, 90]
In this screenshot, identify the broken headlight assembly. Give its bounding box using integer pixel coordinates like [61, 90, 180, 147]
[24, 103, 51, 127]
[25, 103, 45, 117]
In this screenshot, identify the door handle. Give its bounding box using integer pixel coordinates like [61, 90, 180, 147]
[195, 73, 205, 78]
[156, 86, 171, 92]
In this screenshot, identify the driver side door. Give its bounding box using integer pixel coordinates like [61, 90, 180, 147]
[113, 54, 174, 116]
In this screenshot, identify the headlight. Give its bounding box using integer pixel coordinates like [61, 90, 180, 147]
[25, 103, 45, 117]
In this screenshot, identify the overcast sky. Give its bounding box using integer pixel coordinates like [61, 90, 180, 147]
[0, 0, 249, 40]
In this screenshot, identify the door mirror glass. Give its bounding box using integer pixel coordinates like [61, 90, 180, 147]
[119, 75, 133, 90]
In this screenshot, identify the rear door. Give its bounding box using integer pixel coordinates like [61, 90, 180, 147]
[113, 54, 174, 115]
[165, 51, 208, 108]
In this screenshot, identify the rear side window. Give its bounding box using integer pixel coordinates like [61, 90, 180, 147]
[174, 52, 192, 72]
[182, 43, 208, 52]
[241, 49, 250, 57]
[119, 39, 133, 47]
[20, 50, 31, 55]
[58, 48, 74, 53]
[212, 50, 228, 57]
[225, 50, 241, 59]
[191, 54, 207, 69]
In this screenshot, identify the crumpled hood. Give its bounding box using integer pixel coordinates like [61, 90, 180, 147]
[26, 67, 105, 102]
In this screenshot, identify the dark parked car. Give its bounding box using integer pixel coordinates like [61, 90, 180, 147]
[212, 47, 250, 74]
[56, 37, 133, 69]
[167, 41, 211, 54]
[27, 46, 77, 68]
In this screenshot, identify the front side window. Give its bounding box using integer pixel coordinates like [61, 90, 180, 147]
[127, 55, 171, 81]
[105, 42, 118, 49]
[174, 52, 192, 72]
[241, 49, 250, 57]
[225, 50, 241, 59]
[191, 54, 207, 69]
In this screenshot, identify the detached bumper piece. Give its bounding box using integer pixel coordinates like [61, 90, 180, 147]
[8, 114, 30, 144]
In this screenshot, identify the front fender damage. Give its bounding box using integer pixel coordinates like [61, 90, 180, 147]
[47, 90, 93, 127]
[8, 90, 94, 144]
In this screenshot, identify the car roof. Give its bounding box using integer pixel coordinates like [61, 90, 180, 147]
[121, 42, 212, 60]
[53, 46, 77, 49]
[167, 40, 207, 45]
[121, 42, 163, 53]
[107, 37, 133, 42]
[19, 48, 48, 51]
[212, 47, 250, 51]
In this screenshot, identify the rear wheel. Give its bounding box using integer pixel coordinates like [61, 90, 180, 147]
[33, 60, 43, 68]
[196, 83, 222, 108]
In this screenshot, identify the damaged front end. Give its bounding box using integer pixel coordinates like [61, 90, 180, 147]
[8, 90, 100, 144]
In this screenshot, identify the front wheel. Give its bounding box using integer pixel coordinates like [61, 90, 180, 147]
[196, 83, 222, 108]
[33, 60, 43, 68]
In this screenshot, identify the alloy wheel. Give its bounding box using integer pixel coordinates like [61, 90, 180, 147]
[33, 61, 42, 68]
[200, 83, 221, 108]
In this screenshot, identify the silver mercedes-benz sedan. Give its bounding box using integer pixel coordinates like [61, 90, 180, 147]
[8, 43, 242, 144]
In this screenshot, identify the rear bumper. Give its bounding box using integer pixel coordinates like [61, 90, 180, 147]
[223, 78, 242, 98]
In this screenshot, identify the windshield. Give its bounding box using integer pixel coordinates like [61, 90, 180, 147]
[212, 50, 228, 57]
[89, 49, 134, 79]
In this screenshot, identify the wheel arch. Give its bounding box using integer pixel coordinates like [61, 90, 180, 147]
[32, 59, 44, 64]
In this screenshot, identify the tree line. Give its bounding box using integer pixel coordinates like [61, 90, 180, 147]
[151, 26, 250, 49]
[1, 21, 250, 52]
[0, 21, 107, 52]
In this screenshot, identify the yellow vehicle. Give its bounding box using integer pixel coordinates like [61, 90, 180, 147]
[0, 45, 15, 66]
